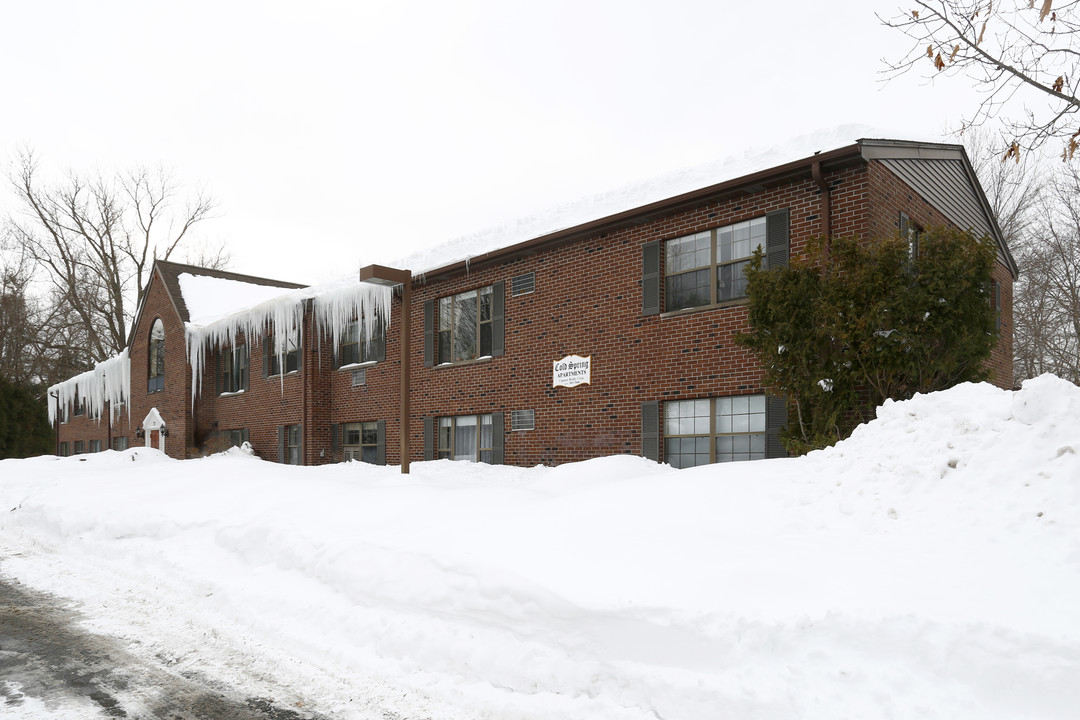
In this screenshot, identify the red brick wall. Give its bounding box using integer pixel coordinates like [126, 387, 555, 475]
[868, 160, 1015, 388]
[126, 270, 191, 459]
[56, 156, 1017, 463]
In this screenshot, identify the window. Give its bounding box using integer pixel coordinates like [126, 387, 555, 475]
[424, 282, 505, 367]
[90, 439, 102, 453]
[437, 414, 495, 463]
[221, 344, 249, 393]
[148, 318, 165, 393]
[279, 424, 301, 465]
[342, 421, 380, 463]
[664, 395, 767, 468]
[74, 440, 86, 455]
[438, 287, 494, 363]
[226, 429, 244, 447]
[113, 436, 128, 451]
[267, 333, 299, 376]
[666, 217, 766, 311]
[59, 442, 69, 456]
[73, 393, 85, 417]
[900, 212, 921, 261]
[644, 210, 788, 316]
[990, 279, 1002, 332]
[338, 319, 384, 367]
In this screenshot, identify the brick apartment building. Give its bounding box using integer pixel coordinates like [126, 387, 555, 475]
[50, 137, 1017, 468]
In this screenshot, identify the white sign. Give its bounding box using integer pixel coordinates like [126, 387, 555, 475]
[553, 354, 591, 388]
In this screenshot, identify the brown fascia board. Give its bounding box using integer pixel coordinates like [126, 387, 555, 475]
[418, 143, 864, 281]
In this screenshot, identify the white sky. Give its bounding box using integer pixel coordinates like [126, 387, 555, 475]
[0, 0, 982, 285]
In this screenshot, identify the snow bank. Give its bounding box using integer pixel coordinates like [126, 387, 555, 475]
[3, 376, 1079, 719]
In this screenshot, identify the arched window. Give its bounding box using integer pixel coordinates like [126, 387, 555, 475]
[148, 319, 165, 393]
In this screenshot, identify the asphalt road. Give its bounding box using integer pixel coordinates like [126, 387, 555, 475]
[0, 573, 327, 719]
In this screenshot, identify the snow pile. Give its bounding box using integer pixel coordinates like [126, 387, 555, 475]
[179, 273, 393, 403]
[3, 376, 1079, 719]
[46, 349, 130, 426]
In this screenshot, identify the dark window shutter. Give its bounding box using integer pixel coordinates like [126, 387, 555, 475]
[241, 428, 249, 445]
[491, 281, 505, 357]
[376, 419, 386, 466]
[331, 424, 339, 456]
[277, 426, 285, 464]
[424, 299, 435, 367]
[491, 412, 504, 464]
[642, 241, 661, 316]
[423, 416, 434, 460]
[215, 351, 222, 395]
[263, 337, 271, 378]
[766, 208, 790, 270]
[641, 401, 659, 462]
[297, 334, 303, 372]
[765, 394, 788, 459]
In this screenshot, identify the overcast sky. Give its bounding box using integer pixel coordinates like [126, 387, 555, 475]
[2, 0, 984, 284]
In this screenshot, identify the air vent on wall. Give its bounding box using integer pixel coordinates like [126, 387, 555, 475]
[511, 272, 535, 297]
[511, 409, 535, 431]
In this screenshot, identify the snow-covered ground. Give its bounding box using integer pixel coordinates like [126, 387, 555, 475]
[2, 375, 1079, 719]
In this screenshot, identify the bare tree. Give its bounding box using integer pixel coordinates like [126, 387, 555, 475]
[1012, 163, 1080, 382]
[6, 149, 220, 364]
[882, 1, 1080, 158]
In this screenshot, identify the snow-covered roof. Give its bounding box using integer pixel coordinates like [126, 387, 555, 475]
[389, 124, 936, 275]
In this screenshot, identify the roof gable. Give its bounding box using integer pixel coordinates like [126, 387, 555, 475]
[859, 140, 1018, 277]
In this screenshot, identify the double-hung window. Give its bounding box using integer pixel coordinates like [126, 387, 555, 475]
[439, 287, 493, 363]
[113, 436, 128, 451]
[267, 333, 300, 376]
[666, 217, 766, 311]
[644, 209, 788, 316]
[221, 344, 249, 393]
[425, 282, 505, 366]
[437, 413, 495, 463]
[664, 395, 767, 468]
[338, 320, 384, 367]
[278, 424, 301, 465]
[342, 421, 380, 463]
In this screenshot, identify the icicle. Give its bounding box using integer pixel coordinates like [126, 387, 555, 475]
[184, 276, 393, 408]
[47, 349, 131, 427]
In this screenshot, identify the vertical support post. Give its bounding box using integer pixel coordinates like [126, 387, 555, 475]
[359, 265, 414, 474]
[400, 274, 412, 474]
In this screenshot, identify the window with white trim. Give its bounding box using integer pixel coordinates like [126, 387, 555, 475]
[665, 217, 766, 311]
[148, 318, 165, 393]
[664, 395, 766, 468]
